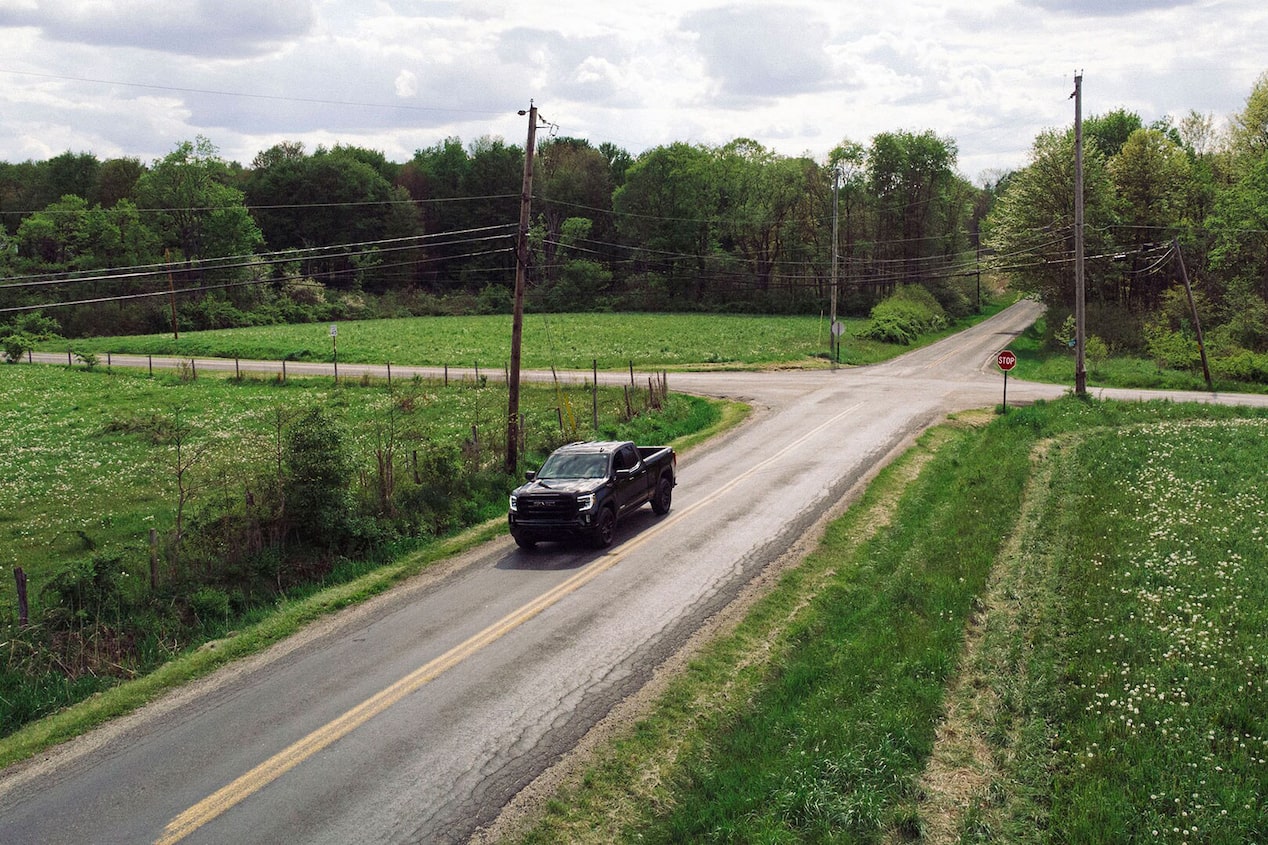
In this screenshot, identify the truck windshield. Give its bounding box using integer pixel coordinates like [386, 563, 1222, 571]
[537, 452, 608, 479]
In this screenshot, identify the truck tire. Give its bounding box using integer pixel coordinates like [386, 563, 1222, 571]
[651, 475, 673, 515]
[513, 532, 537, 550]
[590, 506, 616, 549]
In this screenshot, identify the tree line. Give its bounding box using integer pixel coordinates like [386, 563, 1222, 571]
[2, 70, 1267, 383]
[984, 72, 1268, 380]
[0, 127, 984, 341]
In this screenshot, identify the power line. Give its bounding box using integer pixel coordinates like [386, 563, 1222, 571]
[0, 68, 510, 117]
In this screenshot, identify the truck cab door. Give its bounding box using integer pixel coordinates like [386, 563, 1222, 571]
[612, 444, 650, 514]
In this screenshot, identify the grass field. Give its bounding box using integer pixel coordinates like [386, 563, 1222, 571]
[0, 364, 712, 617]
[40, 310, 1002, 371]
[506, 398, 1268, 844]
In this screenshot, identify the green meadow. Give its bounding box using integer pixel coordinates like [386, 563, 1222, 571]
[511, 399, 1268, 844]
[43, 310, 995, 371]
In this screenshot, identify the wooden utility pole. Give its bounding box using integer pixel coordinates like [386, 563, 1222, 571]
[1174, 239, 1213, 390]
[506, 104, 539, 474]
[1073, 72, 1087, 396]
[166, 249, 180, 341]
[830, 166, 841, 368]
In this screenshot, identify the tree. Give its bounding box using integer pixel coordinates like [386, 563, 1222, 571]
[614, 143, 719, 304]
[866, 130, 963, 294]
[400, 136, 521, 291]
[94, 157, 144, 208]
[1229, 70, 1268, 169]
[1107, 128, 1194, 307]
[42, 151, 101, 208]
[283, 406, 352, 550]
[828, 140, 871, 306]
[714, 139, 817, 304]
[245, 143, 421, 292]
[1209, 153, 1268, 307]
[537, 138, 616, 284]
[1084, 108, 1144, 158]
[136, 137, 263, 279]
[983, 128, 1118, 307]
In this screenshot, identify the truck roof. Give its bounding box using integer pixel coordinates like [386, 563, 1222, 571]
[550, 440, 630, 454]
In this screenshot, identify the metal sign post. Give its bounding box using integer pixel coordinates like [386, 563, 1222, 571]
[330, 323, 338, 382]
[997, 349, 1016, 410]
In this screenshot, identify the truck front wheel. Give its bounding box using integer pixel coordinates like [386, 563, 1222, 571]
[590, 507, 616, 549]
[651, 475, 673, 515]
[512, 530, 537, 550]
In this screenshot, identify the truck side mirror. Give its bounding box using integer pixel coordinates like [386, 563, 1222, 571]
[525, 470, 537, 481]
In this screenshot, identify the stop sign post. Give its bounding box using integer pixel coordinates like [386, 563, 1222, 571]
[997, 349, 1016, 410]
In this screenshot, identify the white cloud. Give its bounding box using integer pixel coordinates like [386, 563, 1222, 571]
[394, 70, 418, 98]
[0, 0, 1263, 180]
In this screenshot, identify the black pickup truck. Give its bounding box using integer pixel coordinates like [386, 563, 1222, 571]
[508, 440, 677, 549]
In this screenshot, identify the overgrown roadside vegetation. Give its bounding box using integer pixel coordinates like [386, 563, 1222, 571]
[0, 362, 730, 755]
[502, 398, 1268, 844]
[1004, 312, 1268, 395]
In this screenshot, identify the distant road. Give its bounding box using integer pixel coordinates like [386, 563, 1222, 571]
[4, 300, 1266, 844]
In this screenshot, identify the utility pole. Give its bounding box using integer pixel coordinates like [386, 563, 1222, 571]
[506, 103, 539, 475]
[1174, 238, 1213, 390]
[830, 166, 841, 368]
[1073, 71, 1087, 396]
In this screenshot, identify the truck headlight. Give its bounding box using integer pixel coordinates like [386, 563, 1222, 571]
[577, 493, 595, 511]
[509, 494, 518, 513]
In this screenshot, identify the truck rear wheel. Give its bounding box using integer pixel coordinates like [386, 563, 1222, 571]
[651, 475, 673, 515]
[590, 507, 616, 549]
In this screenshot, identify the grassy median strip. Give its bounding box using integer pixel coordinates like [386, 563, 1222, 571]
[508, 398, 1268, 844]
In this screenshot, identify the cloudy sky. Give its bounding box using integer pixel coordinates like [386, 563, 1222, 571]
[1, 0, 1264, 183]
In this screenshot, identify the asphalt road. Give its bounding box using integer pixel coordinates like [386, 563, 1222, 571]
[3, 301, 1266, 844]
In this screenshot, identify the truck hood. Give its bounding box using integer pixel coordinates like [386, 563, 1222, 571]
[512, 478, 606, 497]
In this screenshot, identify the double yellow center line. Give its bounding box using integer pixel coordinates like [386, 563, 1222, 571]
[158, 401, 862, 843]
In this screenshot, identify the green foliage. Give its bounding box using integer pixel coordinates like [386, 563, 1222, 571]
[0, 312, 62, 362]
[283, 406, 353, 550]
[188, 586, 232, 625]
[1143, 319, 1201, 370]
[983, 128, 1119, 307]
[40, 554, 127, 625]
[863, 285, 948, 344]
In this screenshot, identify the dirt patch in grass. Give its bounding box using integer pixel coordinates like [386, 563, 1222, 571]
[887, 436, 1058, 844]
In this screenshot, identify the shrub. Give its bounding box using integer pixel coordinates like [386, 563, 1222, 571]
[40, 554, 127, 626]
[862, 285, 948, 345]
[283, 406, 353, 550]
[188, 586, 231, 626]
[1143, 321, 1200, 370]
[2, 332, 33, 363]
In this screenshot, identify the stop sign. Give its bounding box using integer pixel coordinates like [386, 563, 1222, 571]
[997, 349, 1017, 371]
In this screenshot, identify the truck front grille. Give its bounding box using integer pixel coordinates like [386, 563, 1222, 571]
[518, 494, 576, 518]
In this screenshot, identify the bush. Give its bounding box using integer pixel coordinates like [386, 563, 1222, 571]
[862, 285, 948, 345]
[283, 406, 354, 550]
[2, 332, 33, 363]
[1144, 321, 1200, 370]
[1211, 348, 1268, 382]
[188, 586, 231, 626]
[40, 554, 127, 626]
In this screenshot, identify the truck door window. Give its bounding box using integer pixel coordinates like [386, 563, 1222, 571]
[616, 446, 639, 472]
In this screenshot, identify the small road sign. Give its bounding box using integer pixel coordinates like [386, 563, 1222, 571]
[996, 349, 1017, 371]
